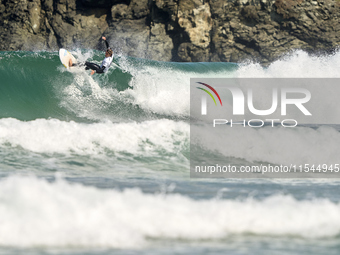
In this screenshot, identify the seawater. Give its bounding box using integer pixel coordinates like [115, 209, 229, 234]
[0, 50, 340, 255]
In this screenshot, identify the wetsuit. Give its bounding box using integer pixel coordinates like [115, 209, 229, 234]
[85, 40, 113, 73]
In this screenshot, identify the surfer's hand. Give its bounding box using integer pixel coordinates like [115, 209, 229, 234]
[102, 36, 106, 41]
[91, 70, 95, 75]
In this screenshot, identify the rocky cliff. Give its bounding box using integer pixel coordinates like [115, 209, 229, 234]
[1, 0, 340, 64]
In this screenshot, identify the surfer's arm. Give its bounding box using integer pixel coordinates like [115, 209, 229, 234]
[102, 36, 110, 50]
[105, 40, 110, 49]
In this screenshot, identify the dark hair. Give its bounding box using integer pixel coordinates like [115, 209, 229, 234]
[106, 49, 113, 56]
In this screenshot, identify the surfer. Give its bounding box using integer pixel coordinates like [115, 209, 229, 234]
[69, 36, 113, 75]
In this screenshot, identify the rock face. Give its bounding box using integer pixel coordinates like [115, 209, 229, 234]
[0, 0, 340, 63]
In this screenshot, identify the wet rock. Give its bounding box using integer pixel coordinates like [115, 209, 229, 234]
[0, 0, 340, 64]
[103, 18, 150, 58]
[149, 23, 173, 61]
[111, 4, 132, 21]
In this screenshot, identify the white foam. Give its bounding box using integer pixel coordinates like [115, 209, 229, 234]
[122, 65, 191, 117]
[237, 50, 340, 78]
[0, 118, 189, 156]
[116, 59, 235, 117]
[0, 175, 339, 248]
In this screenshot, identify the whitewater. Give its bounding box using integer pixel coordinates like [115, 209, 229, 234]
[0, 50, 340, 255]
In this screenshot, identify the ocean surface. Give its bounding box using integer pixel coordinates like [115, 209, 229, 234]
[0, 50, 340, 255]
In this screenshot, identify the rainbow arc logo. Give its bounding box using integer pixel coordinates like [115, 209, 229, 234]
[196, 82, 223, 106]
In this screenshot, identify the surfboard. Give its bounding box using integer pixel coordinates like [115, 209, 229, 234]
[59, 49, 77, 69]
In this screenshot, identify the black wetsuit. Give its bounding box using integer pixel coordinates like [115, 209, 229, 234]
[85, 40, 111, 73]
[73, 40, 111, 73]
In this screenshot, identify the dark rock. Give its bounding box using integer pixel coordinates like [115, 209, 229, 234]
[149, 23, 173, 61]
[111, 4, 132, 21]
[1, 0, 340, 64]
[81, 0, 120, 8]
[178, 42, 210, 62]
[130, 0, 149, 19]
[103, 18, 150, 58]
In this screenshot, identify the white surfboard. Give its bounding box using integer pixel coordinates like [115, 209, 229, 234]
[59, 48, 77, 69]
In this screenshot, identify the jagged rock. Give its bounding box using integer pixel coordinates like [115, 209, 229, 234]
[178, 1, 212, 48]
[149, 23, 173, 61]
[175, 0, 212, 61]
[130, 0, 149, 18]
[28, 0, 41, 34]
[111, 0, 149, 21]
[51, 5, 109, 49]
[0, 0, 340, 64]
[178, 42, 210, 62]
[111, 4, 132, 21]
[103, 18, 150, 58]
[81, 0, 120, 7]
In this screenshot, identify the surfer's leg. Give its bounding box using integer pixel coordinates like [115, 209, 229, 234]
[69, 59, 82, 67]
[85, 62, 101, 71]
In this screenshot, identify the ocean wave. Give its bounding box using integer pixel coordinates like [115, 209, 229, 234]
[2, 50, 340, 122]
[0, 175, 339, 248]
[0, 118, 189, 157]
[237, 50, 340, 78]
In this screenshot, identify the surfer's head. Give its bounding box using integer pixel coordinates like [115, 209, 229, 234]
[106, 49, 113, 57]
